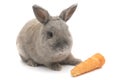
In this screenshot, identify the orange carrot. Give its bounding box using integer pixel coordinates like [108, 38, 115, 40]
[71, 53, 105, 77]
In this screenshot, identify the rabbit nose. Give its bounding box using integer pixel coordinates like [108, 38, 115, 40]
[57, 40, 67, 46]
[53, 39, 68, 50]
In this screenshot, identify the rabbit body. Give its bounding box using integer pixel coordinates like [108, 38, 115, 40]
[16, 4, 81, 70]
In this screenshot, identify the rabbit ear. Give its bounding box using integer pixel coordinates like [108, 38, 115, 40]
[33, 5, 49, 24]
[59, 4, 77, 22]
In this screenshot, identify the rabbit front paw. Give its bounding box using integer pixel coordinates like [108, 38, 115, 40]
[48, 63, 62, 71]
[26, 59, 38, 67]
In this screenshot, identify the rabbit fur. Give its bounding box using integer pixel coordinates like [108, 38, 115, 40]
[16, 4, 81, 70]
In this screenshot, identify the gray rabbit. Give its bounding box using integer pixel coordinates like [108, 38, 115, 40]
[16, 4, 81, 70]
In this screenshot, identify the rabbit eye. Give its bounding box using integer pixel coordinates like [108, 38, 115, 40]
[47, 31, 53, 39]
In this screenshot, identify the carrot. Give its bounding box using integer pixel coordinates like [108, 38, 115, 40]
[71, 53, 105, 77]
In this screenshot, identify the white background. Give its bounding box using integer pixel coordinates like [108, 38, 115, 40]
[0, 0, 120, 80]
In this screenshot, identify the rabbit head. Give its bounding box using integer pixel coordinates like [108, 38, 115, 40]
[32, 4, 77, 54]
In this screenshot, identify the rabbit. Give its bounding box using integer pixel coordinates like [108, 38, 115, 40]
[16, 4, 82, 71]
